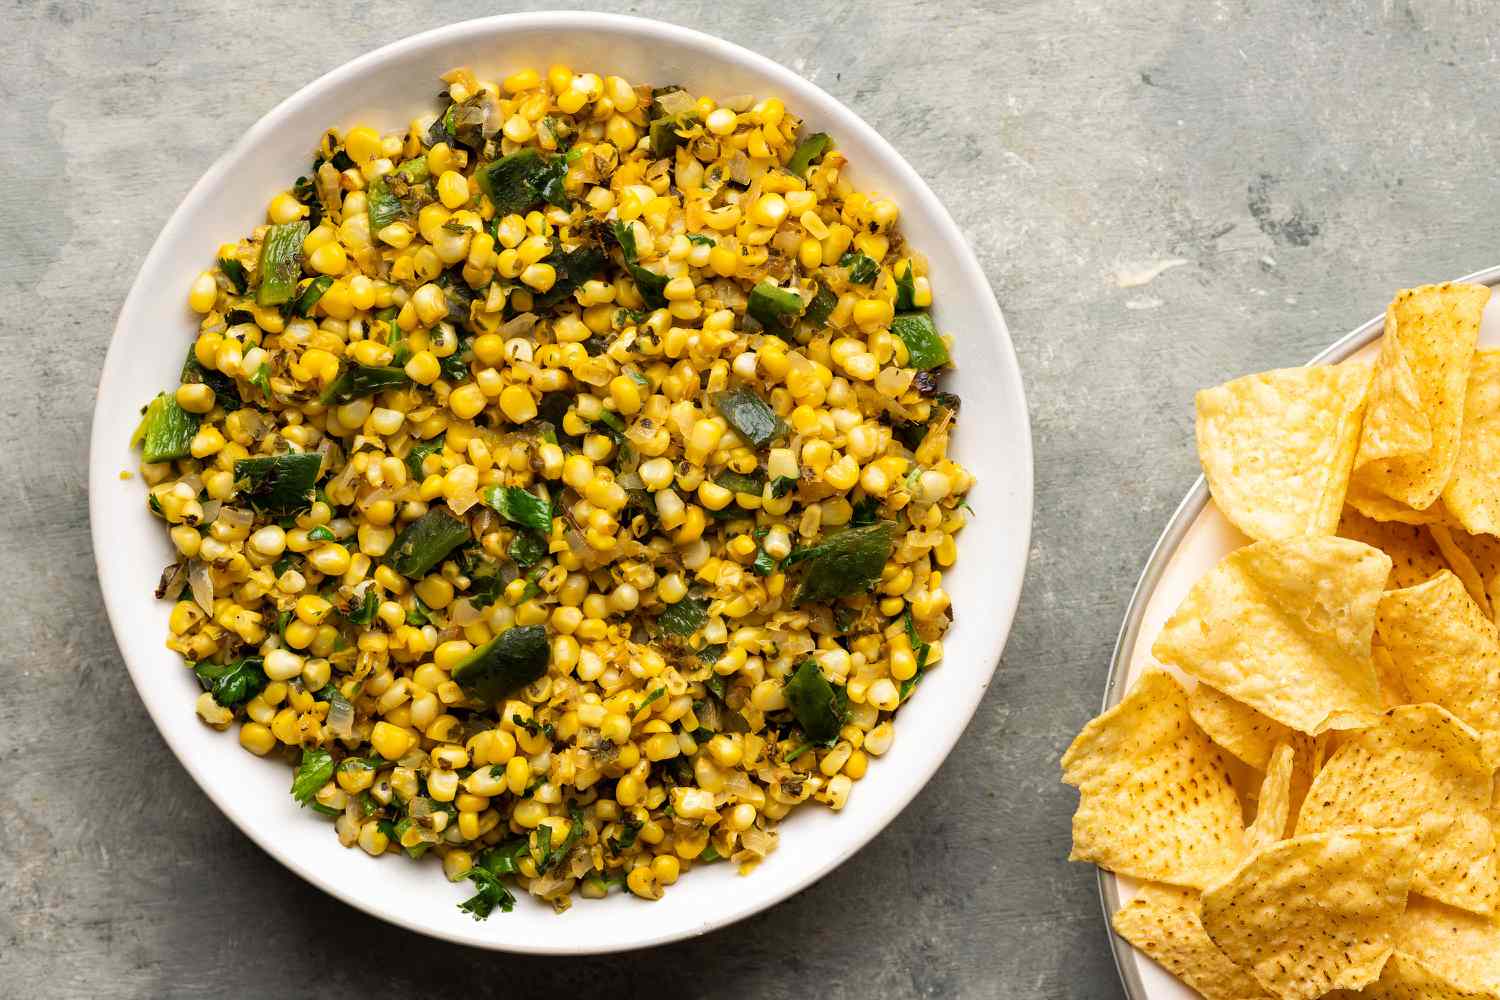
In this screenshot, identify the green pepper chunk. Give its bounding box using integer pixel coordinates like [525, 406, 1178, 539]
[804, 283, 837, 326]
[451, 624, 550, 704]
[532, 243, 608, 311]
[783, 660, 848, 744]
[138, 392, 199, 463]
[610, 220, 669, 310]
[255, 221, 309, 307]
[320, 364, 411, 405]
[786, 132, 832, 178]
[746, 281, 806, 329]
[367, 157, 430, 231]
[787, 521, 898, 605]
[294, 275, 334, 317]
[235, 453, 322, 515]
[386, 506, 470, 578]
[890, 312, 950, 370]
[656, 597, 709, 637]
[476, 149, 560, 218]
[713, 386, 786, 449]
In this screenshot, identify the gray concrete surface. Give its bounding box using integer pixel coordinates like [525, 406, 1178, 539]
[2, 0, 1497, 996]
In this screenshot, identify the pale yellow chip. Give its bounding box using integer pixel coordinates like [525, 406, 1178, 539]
[1337, 505, 1445, 590]
[1432, 525, 1495, 618]
[1445, 350, 1500, 537]
[1152, 536, 1391, 734]
[1372, 641, 1413, 708]
[1246, 741, 1297, 851]
[1062, 671, 1245, 887]
[1294, 704, 1498, 913]
[1442, 528, 1500, 622]
[1357, 309, 1434, 464]
[1395, 893, 1500, 991]
[1376, 571, 1500, 734]
[1325, 952, 1500, 999]
[1353, 283, 1488, 510]
[1188, 683, 1294, 771]
[1196, 360, 1370, 542]
[1200, 827, 1418, 1000]
[1345, 480, 1461, 525]
[1111, 882, 1272, 1000]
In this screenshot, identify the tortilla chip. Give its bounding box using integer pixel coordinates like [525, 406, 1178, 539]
[1326, 952, 1500, 999]
[1346, 481, 1461, 525]
[1196, 361, 1370, 542]
[1111, 882, 1272, 1000]
[1357, 310, 1433, 464]
[1376, 571, 1500, 734]
[1445, 350, 1500, 536]
[1395, 893, 1500, 991]
[1189, 683, 1294, 771]
[1337, 506, 1445, 589]
[1295, 704, 1498, 913]
[1432, 525, 1494, 618]
[1442, 528, 1500, 622]
[1372, 641, 1413, 708]
[1246, 741, 1297, 851]
[1200, 827, 1418, 1000]
[1062, 671, 1245, 887]
[1353, 283, 1488, 510]
[1152, 536, 1391, 734]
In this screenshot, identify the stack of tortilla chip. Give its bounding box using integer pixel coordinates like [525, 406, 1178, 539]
[1065, 283, 1500, 999]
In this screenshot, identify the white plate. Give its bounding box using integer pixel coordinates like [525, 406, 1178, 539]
[1099, 263, 1500, 996]
[88, 13, 1033, 954]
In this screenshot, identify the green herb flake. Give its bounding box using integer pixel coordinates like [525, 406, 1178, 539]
[482, 485, 554, 535]
[193, 657, 268, 708]
[291, 748, 335, 805]
[839, 251, 878, 285]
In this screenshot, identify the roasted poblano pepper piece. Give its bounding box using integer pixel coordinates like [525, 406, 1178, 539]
[786, 132, 832, 178]
[451, 624, 550, 704]
[713, 386, 786, 449]
[255, 221, 309, 307]
[475, 149, 559, 218]
[320, 364, 411, 405]
[386, 506, 470, 578]
[787, 521, 898, 605]
[294, 275, 334, 317]
[610, 220, 669, 310]
[656, 597, 709, 637]
[138, 393, 199, 463]
[746, 281, 806, 329]
[890, 312, 950, 370]
[235, 452, 322, 514]
[783, 659, 848, 744]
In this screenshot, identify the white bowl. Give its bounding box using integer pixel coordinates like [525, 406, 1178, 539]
[89, 12, 1032, 953]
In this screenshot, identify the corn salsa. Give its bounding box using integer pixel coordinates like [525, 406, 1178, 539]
[134, 63, 974, 915]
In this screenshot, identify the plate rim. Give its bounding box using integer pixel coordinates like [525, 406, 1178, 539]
[1095, 262, 1500, 997]
[86, 11, 1035, 953]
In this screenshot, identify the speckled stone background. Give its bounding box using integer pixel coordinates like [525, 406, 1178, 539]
[3, 1, 1497, 996]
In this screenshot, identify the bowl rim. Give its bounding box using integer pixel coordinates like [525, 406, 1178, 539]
[89, 10, 1034, 953]
[1095, 262, 1500, 996]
